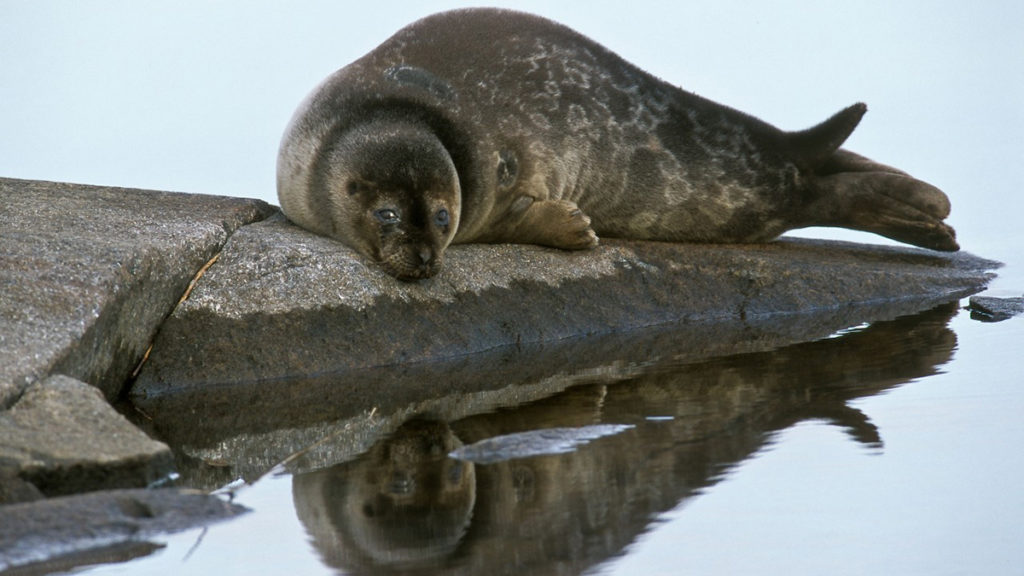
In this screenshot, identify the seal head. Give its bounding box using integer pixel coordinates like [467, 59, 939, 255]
[294, 118, 460, 280]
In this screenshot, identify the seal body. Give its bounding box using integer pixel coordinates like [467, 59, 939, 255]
[278, 8, 958, 280]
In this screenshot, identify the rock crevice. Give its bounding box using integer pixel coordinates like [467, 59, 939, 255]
[1, 177, 274, 501]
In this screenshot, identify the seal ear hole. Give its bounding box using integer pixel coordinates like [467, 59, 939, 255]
[497, 149, 519, 190]
[346, 180, 359, 195]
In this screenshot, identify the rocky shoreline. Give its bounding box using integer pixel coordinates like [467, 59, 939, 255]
[0, 176, 1002, 569]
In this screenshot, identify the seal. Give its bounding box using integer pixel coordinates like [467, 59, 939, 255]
[278, 8, 958, 280]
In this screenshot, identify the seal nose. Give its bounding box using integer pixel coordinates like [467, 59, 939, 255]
[418, 246, 434, 265]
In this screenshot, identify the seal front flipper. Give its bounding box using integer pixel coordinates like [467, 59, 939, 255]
[501, 197, 600, 250]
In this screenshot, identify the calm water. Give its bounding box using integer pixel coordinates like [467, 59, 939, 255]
[2, 1, 1023, 575]
[90, 304, 1024, 575]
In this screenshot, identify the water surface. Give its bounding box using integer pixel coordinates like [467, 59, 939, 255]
[82, 302, 1024, 575]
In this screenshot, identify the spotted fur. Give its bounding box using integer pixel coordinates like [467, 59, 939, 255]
[278, 8, 958, 280]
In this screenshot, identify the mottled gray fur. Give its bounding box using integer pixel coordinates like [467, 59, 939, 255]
[278, 8, 957, 279]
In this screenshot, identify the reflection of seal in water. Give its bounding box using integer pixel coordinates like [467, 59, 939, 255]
[277, 8, 959, 280]
[292, 420, 475, 570]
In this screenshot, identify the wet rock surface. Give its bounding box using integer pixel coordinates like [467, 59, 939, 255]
[0, 177, 275, 405]
[0, 488, 247, 572]
[0, 375, 173, 501]
[1, 177, 272, 565]
[136, 298, 986, 490]
[0, 178, 1002, 566]
[127, 213, 997, 488]
[968, 294, 1024, 321]
[133, 212, 996, 397]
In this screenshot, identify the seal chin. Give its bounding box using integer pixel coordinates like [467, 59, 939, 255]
[379, 247, 444, 281]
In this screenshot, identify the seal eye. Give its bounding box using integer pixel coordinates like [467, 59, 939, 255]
[434, 208, 450, 229]
[375, 208, 400, 224]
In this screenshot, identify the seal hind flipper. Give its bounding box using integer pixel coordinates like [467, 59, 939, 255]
[787, 103, 868, 170]
[807, 168, 959, 251]
[790, 107, 959, 252]
[819, 149, 909, 176]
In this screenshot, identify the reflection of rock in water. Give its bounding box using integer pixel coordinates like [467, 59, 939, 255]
[450, 424, 636, 464]
[293, 303, 957, 575]
[292, 419, 475, 571]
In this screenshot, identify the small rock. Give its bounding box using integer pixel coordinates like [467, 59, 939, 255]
[0, 488, 247, 572]
[968, 295, 1024, 322]
[0, 375, 173, 502]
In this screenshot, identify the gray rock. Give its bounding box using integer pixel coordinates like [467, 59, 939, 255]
[0, 177, 274, 406]
[968, 295, 1024, 321]
[133, 213, 997, 399]
[128, 215, 997, 486]
[0, 487, 247, 572]
[0, 375, 173, 501]
[0, 177, 1000, 501]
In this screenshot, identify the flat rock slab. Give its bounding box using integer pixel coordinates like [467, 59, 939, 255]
[0, 375, 173, 502]
[0, 487, 247, 572]
[0, 177, 274, 406]
[133, 213, 998, 401]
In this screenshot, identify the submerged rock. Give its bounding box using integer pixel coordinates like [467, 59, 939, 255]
[0, 488, 247, 572]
